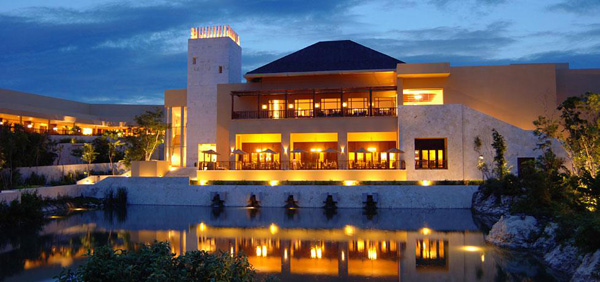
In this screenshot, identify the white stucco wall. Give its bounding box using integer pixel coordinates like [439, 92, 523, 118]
[186, 37, 241, 167]
[14, 163, 122, 182]
[398, 104, 559, 180]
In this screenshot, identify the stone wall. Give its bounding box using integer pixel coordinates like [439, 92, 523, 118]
[0, 184, 86, 203]
[88, 177, 478, 208]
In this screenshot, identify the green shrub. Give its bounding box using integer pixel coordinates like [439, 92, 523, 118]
[0, 192, 45, 229]
[56, 241, 257, 282]
[23, 172, 46, 187]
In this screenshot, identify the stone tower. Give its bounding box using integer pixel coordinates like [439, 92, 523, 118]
[186, 26, 241, 167]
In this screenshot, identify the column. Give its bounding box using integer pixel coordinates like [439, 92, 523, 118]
[166, 107, 171, 162]
[281, 132, 290, 169]
[338, 132, 348, 169]
[338, 242, 348, 278]
[180, 107, 185, 167]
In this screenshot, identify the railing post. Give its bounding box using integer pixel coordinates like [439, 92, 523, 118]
[284, 91, 288, 118]
[312, 89, 316, 118]
[369, 88, 373, 116]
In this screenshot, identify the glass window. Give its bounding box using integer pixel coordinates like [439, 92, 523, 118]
[294, 99, 313, 117]
[415, 138, 447, 169]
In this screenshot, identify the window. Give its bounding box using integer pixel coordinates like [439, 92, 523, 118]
[294, 99, 313, 117]
[347, 98, 368, 116]
[403, 89, 443, 105]
[319, 98, 341, 117]
[192, 56, 197, 65]
[267, 100, 284, 119]
[219, 66, 223, 73]
[415, 138, 447, 169]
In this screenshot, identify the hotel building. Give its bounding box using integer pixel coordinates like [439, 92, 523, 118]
[0, 88, 160, 137]
[165, 26, 600, 182]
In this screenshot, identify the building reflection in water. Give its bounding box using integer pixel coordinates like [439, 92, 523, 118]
[111, 223, 496, 281]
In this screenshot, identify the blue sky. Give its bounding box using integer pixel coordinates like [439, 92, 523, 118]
[1, 0, 599, 104]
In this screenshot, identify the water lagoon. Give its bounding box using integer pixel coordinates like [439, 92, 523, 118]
[2, 206, 559, 281]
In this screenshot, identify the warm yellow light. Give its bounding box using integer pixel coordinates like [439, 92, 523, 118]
[52, 127, 58, 131]
[421, 227, 432, 235]
[169, 166, 176, 171]
[344, 180, 357, 186]
[262, 246, 267, 257]
[284, 249, 288, 260]
[199, 222, 207, 232]
[341, 251, 345, 261]
[481, 254, 485, 262]
[420, 180, 432, 186]
[81, 128, 92, 135]
[316, 247, 322, 259]
[288, 104, 294, 109]
[344, 225, 355, 236]
[256, 246, 262, 257]
[340, 146, 345, 153]
[316, 148, 322, 152]
[368, 247, 377, 260]
[461, 246, 484, 252]
[269, 224, 279, 235]
[315, 103, 320, 108]
[269, 180, 279, 186]
[27, 124, 33, 128]
[342, 102, 347, 107]
[262, 104, 267, 110]
[310, 148, 316, 152]
[367, 147, 377, 152]
[414, 94, 422, 100]
[256, 149, 261, 153]
[310, 248, 316, 258]
[199, 180, 208, 186]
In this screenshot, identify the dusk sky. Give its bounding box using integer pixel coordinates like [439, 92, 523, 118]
[1, 0, 599, 105]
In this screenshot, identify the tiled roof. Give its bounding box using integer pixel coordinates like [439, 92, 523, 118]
[247, 40, 404, 75]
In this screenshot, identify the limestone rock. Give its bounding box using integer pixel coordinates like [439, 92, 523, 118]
[486, 215, 539, 248]
[571, 249, 600, 282]
[533, 222, 559, 252]
[544, 242, 581, 275]
[472, 189, 517, 216]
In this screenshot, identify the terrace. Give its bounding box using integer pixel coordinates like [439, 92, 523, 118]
[231, 86, 398, 120]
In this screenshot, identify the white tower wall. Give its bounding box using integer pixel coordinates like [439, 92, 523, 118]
[186, 34, 241, 167]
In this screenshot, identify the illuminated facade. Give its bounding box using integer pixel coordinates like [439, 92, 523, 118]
[0, 88, 160, 137]
[164, 25, 600, 181]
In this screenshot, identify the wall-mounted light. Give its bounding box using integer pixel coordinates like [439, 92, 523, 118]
[340, 146, 345, 153]
[53, 127, 58, 131]
[342, 102, 347, 107]
[420, 180, 432, 186]
[367, 147, 376, 152]
[283, 147, 288, 154]
[27, 124, 33, 128]
[269, 180, 279, 186]
[288, 104, 294, 109]
[315, 103, 320, 108]
[262, 104, 267, 110]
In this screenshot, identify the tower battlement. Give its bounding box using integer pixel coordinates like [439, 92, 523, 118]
[190, 25, 240, 46]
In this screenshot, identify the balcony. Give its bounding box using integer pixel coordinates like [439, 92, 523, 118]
[232, 107, 397, 120]
[415, 160, 448, 169]
[231, 86, 398, 120]
[199, 160, 406, 171]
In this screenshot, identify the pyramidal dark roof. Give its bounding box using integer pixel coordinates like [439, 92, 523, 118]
[246, 40, 404, 76]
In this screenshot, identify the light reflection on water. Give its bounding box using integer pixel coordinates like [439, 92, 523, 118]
[2, 206, 559, 281]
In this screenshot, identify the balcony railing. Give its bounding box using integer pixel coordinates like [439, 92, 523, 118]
[199, 160, 406, 170]
[415, 160, 448, 169]
[232, 107, 396, 120]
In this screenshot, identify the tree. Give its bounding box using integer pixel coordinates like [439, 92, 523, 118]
[81, 143, 98, 175]
[535, 92, 600, 178]
[491, 129, 509, 178]
[123, 108, 167, 166]
[104, 130, 124, 175]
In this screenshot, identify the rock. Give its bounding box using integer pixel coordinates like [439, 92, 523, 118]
[572, 249, 600, 282]
[472, 189, 519, 216]
[486, 215, 540, 248]
[544, 242, 581, 275]
[533, 222, 559, 252]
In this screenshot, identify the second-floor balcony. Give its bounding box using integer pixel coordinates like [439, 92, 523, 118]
[231, 86, 398, 120]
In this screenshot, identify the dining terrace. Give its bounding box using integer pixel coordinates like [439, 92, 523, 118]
[230, 86, 398, 120]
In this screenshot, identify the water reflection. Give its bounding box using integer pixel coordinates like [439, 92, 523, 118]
[2, 206, 559, 281]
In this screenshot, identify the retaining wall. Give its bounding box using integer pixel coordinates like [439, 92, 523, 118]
[88, 177, 478, 209]
[0, 185, 86, 203]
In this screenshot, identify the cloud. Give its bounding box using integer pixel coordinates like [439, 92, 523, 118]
[549, 0, 600, 14]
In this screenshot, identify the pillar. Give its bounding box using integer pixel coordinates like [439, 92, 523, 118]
[166, 107, 171, 162]
[338, 132, 348, 169]
[338, 242, 348, 278]
[281, 132, 290, 168]
[180, 107, 185, 167]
